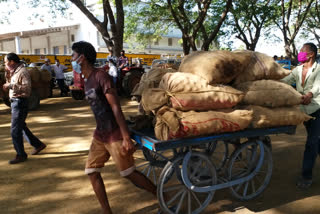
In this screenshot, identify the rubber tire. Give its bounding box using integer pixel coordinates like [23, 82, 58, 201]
[71, 90, 85, 100]
[122, 71, 143, 97]
[28, 90, 40, 110]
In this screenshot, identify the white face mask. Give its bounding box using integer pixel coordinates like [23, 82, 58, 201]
[72, 56, 82, 74]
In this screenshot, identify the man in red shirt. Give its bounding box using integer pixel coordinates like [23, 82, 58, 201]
[71, 41, 156, 214]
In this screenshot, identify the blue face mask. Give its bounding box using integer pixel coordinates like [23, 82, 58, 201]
[72, 56, 82, 74]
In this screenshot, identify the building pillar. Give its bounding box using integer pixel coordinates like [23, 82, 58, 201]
[15, 36, 21, 53]
[47, 36, 51, 54]
[67, 30, 71, 54]
[29, 37, 32, 54]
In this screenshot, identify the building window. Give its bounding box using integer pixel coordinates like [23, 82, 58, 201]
[168, 38, 172, 46]
[53, 46, 59, 54]
[64, 45, 67, 54]
[71, 34, 75, 42]
[154, 38, 159, 46]
[44, 48, 47, 54]
[34, 49, 40, 54]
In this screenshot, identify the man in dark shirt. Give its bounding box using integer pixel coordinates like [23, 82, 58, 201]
[71, 41, 156, 214]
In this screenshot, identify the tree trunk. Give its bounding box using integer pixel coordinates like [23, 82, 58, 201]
[182, 35, 191, 55]
[284, 42, 293, 59]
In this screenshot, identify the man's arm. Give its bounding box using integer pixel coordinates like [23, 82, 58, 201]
[62, 64, 68, 72]
[105, 88, 135, 154]
[4, 70, 31, 94]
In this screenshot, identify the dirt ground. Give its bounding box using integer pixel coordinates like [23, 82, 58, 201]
[0, 89, 320, 214]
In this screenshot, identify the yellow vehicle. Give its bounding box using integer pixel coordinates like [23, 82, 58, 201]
[96, 52, 161, 66]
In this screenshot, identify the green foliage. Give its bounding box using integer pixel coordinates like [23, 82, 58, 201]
[124, 0, 230, 52]
[124, 1, 172, 48]
[222, 0, 279, 50]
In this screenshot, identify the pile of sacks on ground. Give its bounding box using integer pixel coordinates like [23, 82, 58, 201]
[131, 50, 312, 141]
[27, 67, 52, 99]
[0, 65, 52, 100]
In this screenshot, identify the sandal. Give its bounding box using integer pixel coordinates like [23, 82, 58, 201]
[296, 177, 312, 189]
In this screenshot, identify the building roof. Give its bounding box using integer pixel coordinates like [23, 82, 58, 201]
[0, 24, 79, 40]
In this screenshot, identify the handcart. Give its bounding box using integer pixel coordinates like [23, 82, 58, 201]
[131, 125, 296, 214]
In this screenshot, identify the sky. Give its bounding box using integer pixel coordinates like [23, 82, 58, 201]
[0, 0, 309, 57]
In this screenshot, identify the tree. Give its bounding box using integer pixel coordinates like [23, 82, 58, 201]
[228, 0, 279, 51]
[302, 0, 320, 49]
[274, 0, 315, 58]
[125, 0, 232, 55]
[69, 0, 124, 56]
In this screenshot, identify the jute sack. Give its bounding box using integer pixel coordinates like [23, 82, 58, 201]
[141, 72, 244, 111]
[40, 69, 52, 82]
[131, 68, 175, 96]
[160, 72, 244, 111]
[37, 87, 50, 99]
[141, 88, 168, 112]
[235, 80, 302, 107]
[0, 71, 5, 85]
[244, 105, 313, 128]
[155, 106, 253, 140]
[27, 67, 40, 83]
[178, 51, 248, 84]
[233, 50, 291, 84]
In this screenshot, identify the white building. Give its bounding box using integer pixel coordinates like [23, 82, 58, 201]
[0, 1, 208, 56]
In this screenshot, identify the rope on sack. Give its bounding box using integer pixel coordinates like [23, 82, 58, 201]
[165, 90, 183, 108]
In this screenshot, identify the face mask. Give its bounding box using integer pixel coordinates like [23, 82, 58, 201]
[298, 52, 308, 63]
[72, 56, 82, 74]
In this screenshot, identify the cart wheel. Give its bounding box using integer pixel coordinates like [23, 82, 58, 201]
[135, 148, 169, 185]
[158, 153, 216, 214]
[227, 140, 273, 201]
[204, 141, 229, 171]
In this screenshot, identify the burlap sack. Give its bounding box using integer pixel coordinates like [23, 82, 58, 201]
[131, 68, 175, 96]
[141, 72, 244, 111]
[40, 69, 52, 82]
[27, 67, 40, 83]
[244, 105, 313, 128]
[37, 87, 50, 99]
[178, 50, 247, 84]
[233, 50, 291, 84]
[0, 71, 5, 85]
[141, 88, 168, 112]
[235, 80, 302, 107]
[155, 106, 253, 140]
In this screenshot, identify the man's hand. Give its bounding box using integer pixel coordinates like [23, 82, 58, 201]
[301, 92, 313, 105]
[3, 83, 10, 91]
[122, 138, 136, 156]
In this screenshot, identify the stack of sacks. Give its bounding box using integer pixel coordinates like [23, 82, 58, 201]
[180, 49, 311, 128]
[141, 72, 250, 140]
[234, 80, 312, 128]
[138, 50, 312, 140]
[38, 69, 52, 99]
[26, 67, 51, 99]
